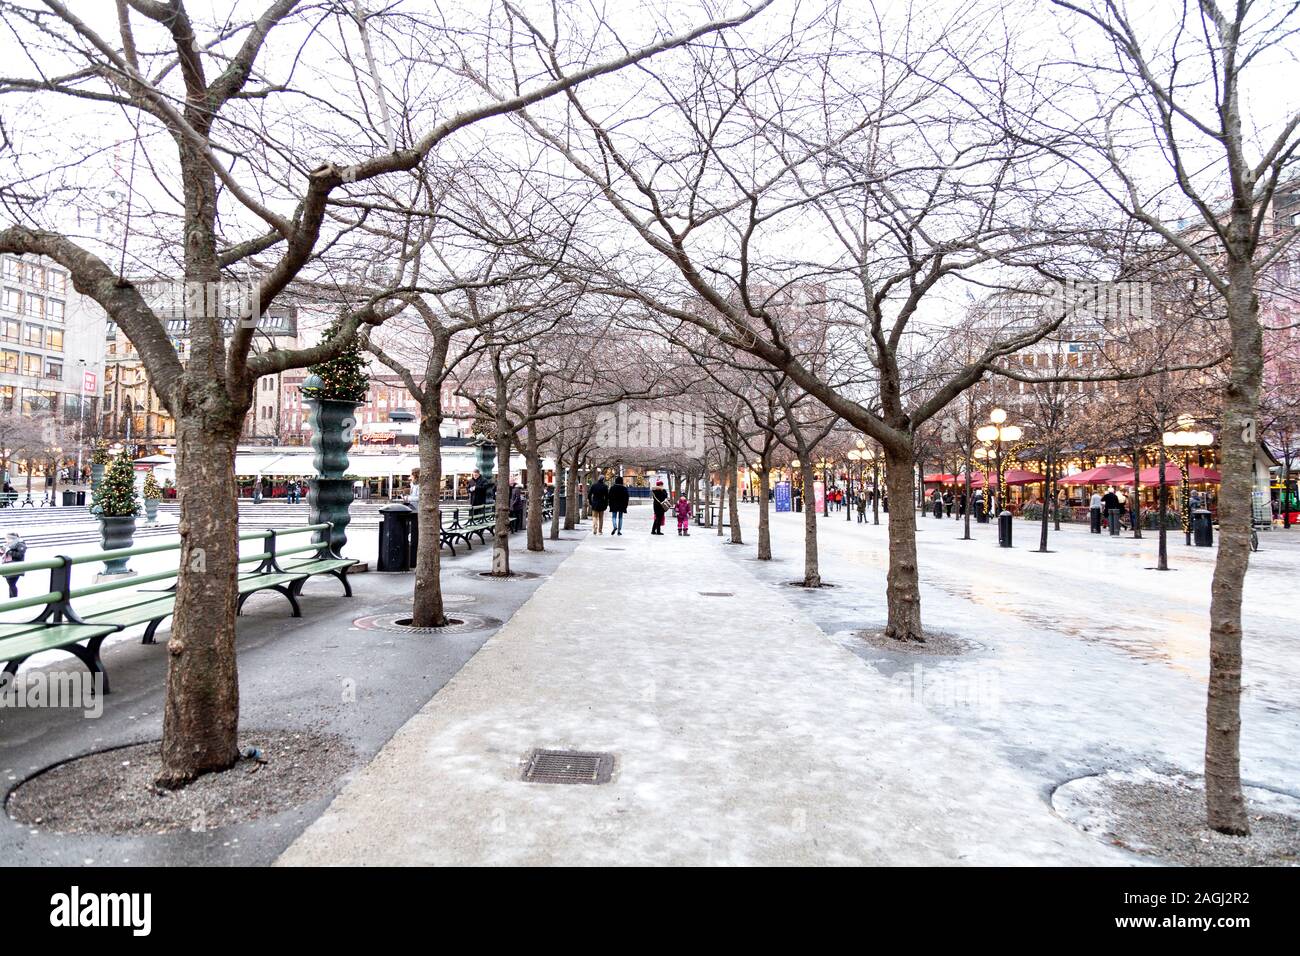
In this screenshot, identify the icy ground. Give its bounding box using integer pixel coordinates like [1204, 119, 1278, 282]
[280, 507, 1288, 865]
[732, 505, 1300, 812]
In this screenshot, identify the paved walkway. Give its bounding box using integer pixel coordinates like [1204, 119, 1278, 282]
[278, 521, 1126, 865]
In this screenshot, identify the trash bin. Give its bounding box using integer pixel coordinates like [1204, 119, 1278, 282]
[998, 509, 1013, 548]
[1193, 508, 1214, 547]
[76, 491, 86, 506]
[558, 494, 567, 518]
[61, 490, 76, 506]
[1090, 507, 1102, 534]
[1107, 508, 1121, 536]
[932, 499, 943, 519]
[377, 504, 416, 572]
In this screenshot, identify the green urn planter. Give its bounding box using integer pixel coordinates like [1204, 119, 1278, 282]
[474, 440, 497, 482]
[98, 515, 137, 575]
[144, 498, 159, 523]
[90, 463, 105, 491]
[306, 397, 361, 555]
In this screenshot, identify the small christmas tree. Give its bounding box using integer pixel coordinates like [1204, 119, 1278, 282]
[142, 472, 162, 500]
[91, 439, 112, 466]
[301, 319, 369, 403]
[92, 453, 140, 517]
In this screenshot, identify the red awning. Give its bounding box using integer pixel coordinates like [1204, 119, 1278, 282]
[923, 473, 959, 484]
[1059, 465, 1135, 486]
[1137, 463, 1221, 484]
[970, 468, 1045, 488]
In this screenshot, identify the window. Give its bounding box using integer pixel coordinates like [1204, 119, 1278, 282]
[0, 349, 16, 373]
[2, 288, 18, 313]
[2, 259, 18, 282]
[23, 353, 42, 376]
[46, 329, 63, 352]
[25, 295, 42, 318]
[23, 324, 42, 347]
[44, 359, 62, 380]
[26, 265, 44, 289]
[1, 318, 17, 343]
[47, 299, 64, 322]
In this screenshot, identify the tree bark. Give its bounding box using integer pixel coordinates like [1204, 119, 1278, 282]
[1038, 447, 1051, 552]
[563, 446, 580, 530]
[1205, 261, 1259, 836]
[410, 402, 448, 627]
[799, 458, 820, 586]
[525, 421, 544, 552]
[727, 440, 742, 544]
[883, 444, 923, 643]
[757, 464, 772, 560]
[157, 416, 242, 787]
[490, 430, 512, 576]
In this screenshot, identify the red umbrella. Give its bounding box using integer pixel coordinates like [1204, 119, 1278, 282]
[1059, 465, 1135, 485]
[923, 473, 958, 484]
[1138, 463, 1221, 484]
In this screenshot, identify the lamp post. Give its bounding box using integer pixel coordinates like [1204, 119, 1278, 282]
[817, 456, 832, 516]
[791, 458, 802, 513]
[976, 408, 1023, 515]
[847, 449, 860, 522]
[1163, 417, 1214, 546]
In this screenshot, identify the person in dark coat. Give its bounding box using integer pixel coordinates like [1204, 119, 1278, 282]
[650, 480, 669, 535]
[468, 469, 491, 512]
[588, 475, 609, 535]
[3, 532, 26, 598]
[509, 481, 525, 531]
[607, 475, 630, 535]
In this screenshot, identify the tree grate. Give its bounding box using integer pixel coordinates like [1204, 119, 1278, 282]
[521, 749, 614, 785]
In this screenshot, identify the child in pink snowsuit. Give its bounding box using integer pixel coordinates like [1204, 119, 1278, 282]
[674, 496, 691, 535]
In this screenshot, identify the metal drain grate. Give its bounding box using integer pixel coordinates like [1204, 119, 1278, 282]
[521, 749, 614, 785]
[698, 591, 733, 597]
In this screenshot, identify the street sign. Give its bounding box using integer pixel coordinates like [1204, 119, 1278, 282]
[774, 480, 791, 513]
[82, 370, 97, 394]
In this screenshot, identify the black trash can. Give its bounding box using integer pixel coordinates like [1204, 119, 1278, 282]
[378, 504, 416, 572]
[998, 509, 1013, 548]
[1193, 509, 1214, 547]
[932, 499, 943, 519]
[558, 494, 567, 518]
[974, 500, 986, 524]
[1090, 507, 1102, 534]
[61, 490, 76, 506]
[1107, 508, 1121, 536]
[76, 491, 86, 506]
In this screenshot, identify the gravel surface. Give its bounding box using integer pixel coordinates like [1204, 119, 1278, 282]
[857, 628, 980, 656]
[7, 729, 356, 836]
[1053, 769, 1300, 866]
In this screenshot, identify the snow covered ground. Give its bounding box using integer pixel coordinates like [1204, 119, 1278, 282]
[730, 504, 1300, 806]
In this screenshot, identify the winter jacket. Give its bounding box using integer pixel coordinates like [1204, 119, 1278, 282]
[469, 476, 491, 507]
[2, 538, 26, 577]
[588, 478, 609, 511]
[651, 488, 669, 514]
[674, 498, 691, 520]
[607, 482, 630, 513]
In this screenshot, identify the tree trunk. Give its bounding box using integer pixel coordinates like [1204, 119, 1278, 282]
[1157, 442, 1170, 571]
[800, 458, 820, 586]
[1131, 444, 1143, 539]
[727, 441, 742, 544]
[549, 440, 564, 541]
[1204, 263, 1259, 836]
[757, 465, 772, 560]
[525, 422, 544, 552]
[1038, 447, 1051, 552]
[411, 403, 449, 627]
[157, 416, 242, 787]
[883, 444, 923, 643]
[563, 446, 580, 530]
[490, 425, 512, 576]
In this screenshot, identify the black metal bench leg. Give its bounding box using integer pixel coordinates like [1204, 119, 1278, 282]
[142, 618, 166, 645]
[333, 569, 352, 598]
[271, 584, 302, 617]
[66, 638, 110, 695]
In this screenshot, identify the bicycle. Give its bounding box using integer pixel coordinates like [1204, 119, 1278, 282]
[1250, 521, 1262, 553]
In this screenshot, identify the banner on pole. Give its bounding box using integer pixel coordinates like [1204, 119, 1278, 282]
[774, 480, 791, 513]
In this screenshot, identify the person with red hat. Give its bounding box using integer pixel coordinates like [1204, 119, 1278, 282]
[650, 480, 669, 535]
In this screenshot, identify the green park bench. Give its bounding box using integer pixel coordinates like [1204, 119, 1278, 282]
[0, 524, 355, 694]
[440, 504, 496, 554]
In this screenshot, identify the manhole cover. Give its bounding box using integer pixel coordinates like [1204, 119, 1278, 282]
[469, 569, 542, 581]
[698, 591, 733, 597]
[521, 749, 614, 785]
[352, 612, 502, 634]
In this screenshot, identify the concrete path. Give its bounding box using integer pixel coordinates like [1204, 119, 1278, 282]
[278, 520, 1127, 866]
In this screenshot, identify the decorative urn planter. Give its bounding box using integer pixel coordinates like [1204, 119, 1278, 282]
[305, 383, 361, 556]
[90, 462, 105, 491]
[144, 498, 159, 523]
[97, 515, 137, 575]
[473, 439, 497, 483]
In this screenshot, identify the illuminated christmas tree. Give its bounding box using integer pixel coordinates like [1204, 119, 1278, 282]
[301, 319, 369, 403]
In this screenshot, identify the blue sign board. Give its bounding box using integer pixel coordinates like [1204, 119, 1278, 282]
[774, 480, 792, 513]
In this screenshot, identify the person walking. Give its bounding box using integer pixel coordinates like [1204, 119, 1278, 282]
[468, 468, 490, 512]
[674, 493, 691, 535]
[1089, 489, 1103, 533]
[607, 475, 629, 535]
[2, 532, 26, 598]
[510, 481, 525, 532]
[1116, 488, 1129, 530]
[588, 474, 609, 535]
[651, 480, 669, 535]
[1102, 486, 1121, 534]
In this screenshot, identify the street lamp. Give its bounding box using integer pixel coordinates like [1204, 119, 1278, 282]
[816, 456, 832, 516]
[847, 449, 861, 522]
[1162, 417, 1215, 546]
[976, 407, 1023, 515]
